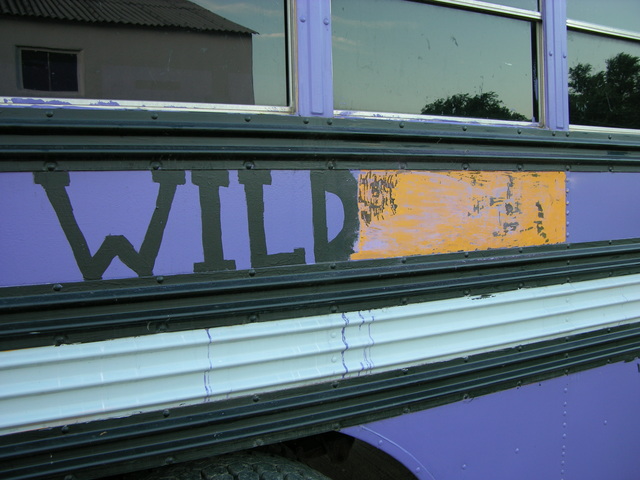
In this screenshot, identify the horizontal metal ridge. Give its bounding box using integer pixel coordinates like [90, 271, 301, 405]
[2, 242, 640, 350]
[2, 322, 639, 480]
[1, 274, 639, 437]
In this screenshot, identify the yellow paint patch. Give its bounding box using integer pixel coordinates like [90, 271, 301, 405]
[352, 171, 566, 260]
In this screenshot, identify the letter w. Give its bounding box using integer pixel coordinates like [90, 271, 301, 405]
[34, 171, 185, 280]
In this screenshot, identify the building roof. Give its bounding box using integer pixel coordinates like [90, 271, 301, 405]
[0, 0, 256, 34]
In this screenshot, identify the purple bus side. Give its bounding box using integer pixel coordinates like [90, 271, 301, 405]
[346, 359, 640, 480]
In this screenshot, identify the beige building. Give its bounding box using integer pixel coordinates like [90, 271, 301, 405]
[0, 0, 255, 104]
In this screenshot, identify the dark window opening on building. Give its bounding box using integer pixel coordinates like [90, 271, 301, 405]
[21, 49, 78, 92]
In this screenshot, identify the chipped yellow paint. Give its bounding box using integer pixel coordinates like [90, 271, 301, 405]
[352, 171, 566, 260]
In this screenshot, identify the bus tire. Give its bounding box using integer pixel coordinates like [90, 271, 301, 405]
[135, 451, 332, 480]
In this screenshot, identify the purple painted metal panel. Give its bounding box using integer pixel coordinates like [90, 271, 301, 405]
[542, 0, 569, 131]
[0, 170, 320, 287]
[567, 172, 640, 243]
[345, 359, 640, 480]
[296, 0, 333, 117]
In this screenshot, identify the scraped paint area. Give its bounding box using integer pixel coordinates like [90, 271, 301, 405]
[352, 171, 566, 260]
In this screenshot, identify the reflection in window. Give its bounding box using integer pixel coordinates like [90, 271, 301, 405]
[0, 0, 287, 106]
[568, 32, 640, 129]
[487, 0, 538, 11]
[332, 0, 536, 122]
[567, 0, 640, 33]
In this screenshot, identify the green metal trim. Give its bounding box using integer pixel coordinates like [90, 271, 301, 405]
[1, 322, 639, 480]
[2, 111, 640, 172]
[2, 241, 640, 350]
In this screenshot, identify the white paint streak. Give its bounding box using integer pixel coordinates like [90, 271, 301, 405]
[1, 274, 639, 435]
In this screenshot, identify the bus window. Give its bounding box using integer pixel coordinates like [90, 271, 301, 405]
[332, 0, 539, 123]
[567, 0, 640, 129]
[0, 0, 289, 109]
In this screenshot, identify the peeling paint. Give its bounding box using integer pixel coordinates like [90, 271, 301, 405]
[352, 171, 566, 260]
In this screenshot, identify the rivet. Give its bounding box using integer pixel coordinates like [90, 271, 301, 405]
[330, 305, 338, 313]
[55, 335, 67, 346]
[163, 409, 170, 417]
[248, 269, 256, 277]
[249, 314, 258, 322]
[462, 125, 468, 131]
[327, 119, 333, 125]
[303, 118, 310, 124]
[327, 160, 335, 170]
[253, 394, 260, 402]
[244, 161, 255, 170]
[462, 163, 469, 170]
[46, 111, 54, 118]
[403, 407, 410, 414]
[45, 161, 57, 172]
[61, 425, 69, 433]
[608, 166, 614, 172]
[463, 289, 470, 295]
[401, 257, 407, 264]
[151, 113, 158, 120]
[156, 276, 164, 284]
[53, 283, 63, 292]
[254, 438, 264, 447]
[552, 131, 557, 136]
[330, 263, 337, 269]
[464, 252, 469, 258]
[549, 51, 553, 56]
[401, 368, 409, 374]
[517, 128, 522, 134]
[244, 115, 252, 122]
[608, 134, 613, 140]
[565, 132, 570, 137]
[331, 355, 337, 363]
[300, 16, 306, 22]
[401, 297, 408, 305]
[399, 121, 405, 128]
[165, 457, 175, 465]
[323, 18, 330, 25]
[151, 161, 161, 170]
[332, 381, 339, 388]
[517, 164, 523, 171]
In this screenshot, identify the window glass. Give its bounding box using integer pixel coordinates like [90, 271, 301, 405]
[568, 31, 640, 129]
[332, 0, 536, 122]
[0, 0, 287, 106]
[488, 0, 538, 11]
[567, 0, 640, 32]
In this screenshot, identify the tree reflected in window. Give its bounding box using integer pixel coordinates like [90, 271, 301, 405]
[569, 53, 640, 129]
[421, 91, 528, 121]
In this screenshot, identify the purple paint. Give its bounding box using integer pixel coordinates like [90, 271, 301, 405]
[0, 172, 83, 286]
[296, 0, 333, 117]
[1, 169, 353, 287]
[264, 171, 315, 264]
[345, 359, 640, 480]
[567, 172, 640, 242]
[542, 0, 569, 131]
